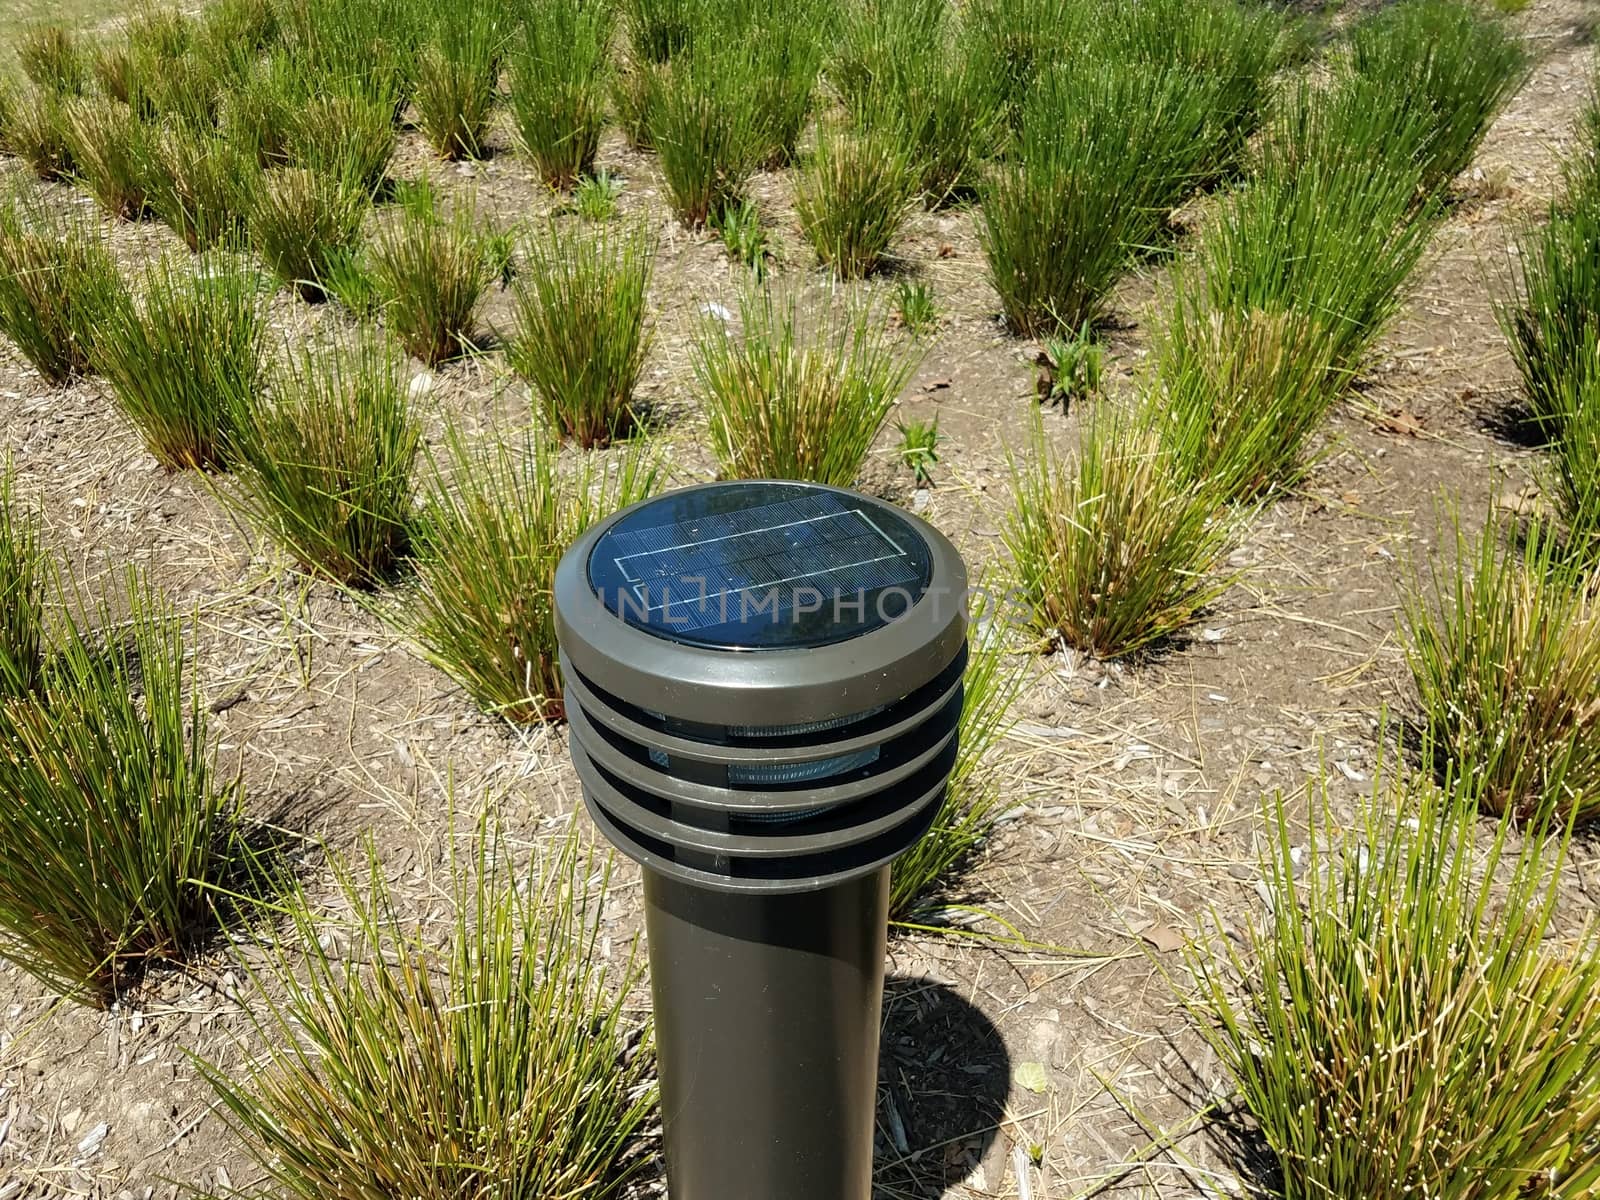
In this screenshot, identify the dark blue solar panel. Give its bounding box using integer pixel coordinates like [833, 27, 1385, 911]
[586, 483, 933, 649]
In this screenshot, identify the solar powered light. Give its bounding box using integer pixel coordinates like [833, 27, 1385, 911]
[554, 480, 968, 1200]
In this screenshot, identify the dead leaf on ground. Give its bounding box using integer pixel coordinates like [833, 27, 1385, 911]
[1141, 925, 1187, 954]
[1375, 408, 1424, 437]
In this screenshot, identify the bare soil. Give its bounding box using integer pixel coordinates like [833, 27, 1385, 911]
[2, 2, 1599, 1197]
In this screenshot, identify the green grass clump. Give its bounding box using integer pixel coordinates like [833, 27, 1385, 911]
[0, 192, 120, 384]
[506, 0, 614, 189]
[740, 2, 828, 167]
[0, 571, 260, 1007]
[146, 123, 251, 252]
[414, 1, 505, 160]
[895, 280, 938, 337]
[129, 42, 233, 130]
[979, 59, 1217, 337]
[0, 467, 45, 700]
[1191, 773, 1600, 1199]
[829, 0, 946, 117]
[710, 198, 769, 277]
[62, 96, 151, 221]
[1157, 102, 1437, 497]
[405, 427, 658, 723]
[695, 291, 916, 487]
[622, 0, 698, 64]
[1004, 403, 1236, 659]
[17, 23, 86, 96]
[8, 86, 73, 181]
[286, 91, 396, 197]
[371, 185, 501, 366]
[93, 256, 264, 472]
[962, 0, 1081, 130]
[889, 604, 1026, 920]
[226, 339, 419, 587]
[611, 59, 666, 150]
[222, 55, 302, 168]
[1500, 199, 1600, 438]
[834, 0, 1006, 203]
[1346, 0, 1529, 197]
[275, 0, 417, 112]
[201, 0, 282, 55]
[202, 824, 655, 1197]
[1404, 509, 1600, 823]
[795, 124, 917, 279]
[251, 168, 368, 303]
[506, 223, 655, 448]
[1093, 0, 1286, 179]
[648, 44, 767, 228]
[90, 43, 134, 104]
[1551, 381, 1600, 567]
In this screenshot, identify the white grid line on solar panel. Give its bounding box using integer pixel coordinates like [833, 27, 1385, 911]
[632, 554, 913, 626]
[609, 495, 902, 582]
[608, 505, 915, 620]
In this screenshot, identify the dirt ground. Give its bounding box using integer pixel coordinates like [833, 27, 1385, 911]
[2, 1, 1599, 1197]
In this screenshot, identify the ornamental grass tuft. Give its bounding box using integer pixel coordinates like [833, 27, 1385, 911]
[695, 290, 917, 487]
[889, 598, 1027, 920]
[413, 0, 505, 160]
[403, 425, 658, 723]
[225, 338, 419, 587]
[202, 822, 656, 1198]
[1004, 402, 1237, 659]
[979, 58, 1217, 337]
[62, 95, 152, 221]
[1346, 0, 1529, 197]
[1404, 507, 1600, 823]
[93, 255, 265, 472]
[250, 167, 368, 303]
[507, 0, 614, 189]
[0, 191, 120, 384]
[0, 465, 45, 701]
[506, 222, 655, 448]
[370, 183, 501, 365]
[795, 124, 917, 279]
[0, 570, 263, 1007]
[1191, 770, 1600, 1199]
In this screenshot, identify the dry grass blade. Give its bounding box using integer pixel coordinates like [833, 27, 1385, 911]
[200, 821, 657, 1198]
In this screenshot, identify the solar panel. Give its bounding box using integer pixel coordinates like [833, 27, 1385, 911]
[586, 483, 934, 649]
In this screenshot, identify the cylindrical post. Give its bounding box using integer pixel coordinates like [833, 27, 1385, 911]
[553, 481, 970, 1200]
[642, 868, 890, 1200]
